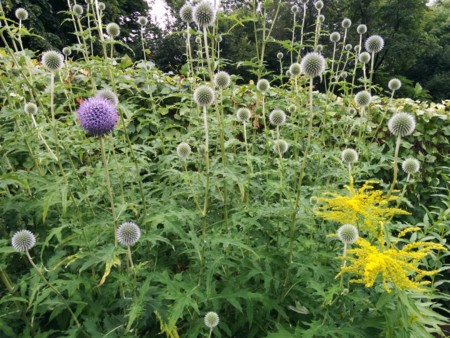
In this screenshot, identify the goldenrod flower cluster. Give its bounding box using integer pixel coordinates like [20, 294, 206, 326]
[336, 237, 446, 292]
[315, 179, 408, 236]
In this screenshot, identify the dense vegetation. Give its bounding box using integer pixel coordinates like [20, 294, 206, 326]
[1, 0, 449, 337]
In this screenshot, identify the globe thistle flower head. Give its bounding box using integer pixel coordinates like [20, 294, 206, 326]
[15, 8, 29, 21]
[289, 63, 301, 77]
[193, 1, 216, 27]
[236, 108, 251, 122]
[24, 102, 38, 115]
[355, 90, 371, 108]
[277, 52, 284, 60]
[358, 51, 370, 64]
[106, 23, 120, 38]
[291, 5, 299, 14]
[269, 109, 286, 126]
[180, 3, 194, 23]
[300, 52, 326, 78]
[73, 4, 84, 16]
[138, 16, 148, 26]
[42, 51, 64, 71]
[214, 71, 231, 89]
[116, 222, 141, 246]
[273, 139, 289, 155]
[345, 44, 352, 51]
[204, 311, 219, 328]
[388, 112, 416, 137]
[388, 78, 402, 91]
[342, 18, 352, 29]
[96, 89, 119, 106]
[12, 230, 36, 252]
[354, 45, 361, 53]
[341, 148, 358, 164]
[348, 107, 356, 115]
[365, 34, 384, 53]
[98, 2, 106, 11]
[177, 142, 191, 160]
[318, 14, 325, 23]
[357, 24, 367, 35]
[315, 1, 324, 10]
[194, 85, 215, 107]
[77, 97, 118, 136]
[288, 104, 297, 114]
[301, 0, 309, 4]
[330, 31, 341, 43]
[402, 158, 420, 175]
[257, 79, 270, 93]
[316, 44, 323, 53]
[62, 47, 72, 57]
[337, 224, 359, 244]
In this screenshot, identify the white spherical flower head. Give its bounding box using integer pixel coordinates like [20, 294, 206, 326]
[316, 44, 323, 53]
[194, 85, 215, 107]
[341, 148, 358, 164]
[355, 90, 371, 108]
[116, 222, 141, 246]
[15, 8, 29, 21]
[354, 45, 361, 53]
[138, 16, 148, 26]
[300, 52, 326, 78]
[180, 3, 194, 23]
[236, 108, 251, 122]
[106, 23, 120, 38]
[357, 24, 367, 35]
[315, 0, 324, 10]
[277, 52, 284, 60]
[73, 4, 84, 16]
[96, 89, 119, 106]
[358, 51, 371, 64]
[388, 78, 402, 91]
[194, 1, 216, 27]
[330, 32, 341, 43]
[365, 34, 384, 53]
[291, 5, 299, 14]
[12, 230, 36, 252]
[98, 2, 106, 11]
[345, 44, 352, 51]
[42, 50, 64, 71]
[288, 104, 297, 114]
[273, 139, 289, 155]
[318, 14, 325, 23]
[388, 112, 416, 137]
[62, 47, 72, 57]
[24, 102, 38, 115]
[269, 109, 286, 126]
[214, 71, 231, 89]
[402, 158, 420, 175]
[257, 79, 270, 92]
[337, 224, 359, 244]
[289, 62, 301, 77]
[204, 311, 219, 328]
[177, 142, 191, 160]
[342, 18, 352, 29]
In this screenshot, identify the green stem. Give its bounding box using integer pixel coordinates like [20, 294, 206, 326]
[387, 135, 402, 197]
[26, 251, 80, 327]
[203, 26, 214, 83]
[100, 136, 118, 245]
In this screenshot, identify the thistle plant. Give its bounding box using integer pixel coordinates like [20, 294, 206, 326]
[117, 222, 141, 275]
[388, 78, 402, 102]
[341, 148, 358, 182]
[194, 0, 216, 82]
[298, 0, 309, 61]
[106, 23, 120, 59]
[329, 32, 341, 79]
[365, 34, 384, 90]
[277, 52, 284, 84]
[77, 97, 119, 242]
[387, 112, 416, 196]
[289, 62, 301, 94]
[358, 51, 371, 89]
[177, 142, 192, 161]
[269, 109, 286, 140]
[313, 0, 324, 49]
[237, 107, 252, 204]
[290, 5, 299, 64]
[96, 89, 119, 106]
[256, 79, 270, 131]
[351, 24, 367, 94]
[180, 3, 195, 77]
[11, 230, 80, 327]
[402, 157, 420, 181]
[204, 311, 219, 337]
[337, 223, 359, 286]
[14, 8, 28, 52]
[334, 18, 352, 84]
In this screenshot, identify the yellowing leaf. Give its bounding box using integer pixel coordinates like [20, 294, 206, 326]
[97, 257, 121, 287]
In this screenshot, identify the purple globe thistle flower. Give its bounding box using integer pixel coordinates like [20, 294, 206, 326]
[77, 97, 118, 136]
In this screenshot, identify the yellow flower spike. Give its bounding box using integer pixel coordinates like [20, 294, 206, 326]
[397, 227, 421, 238]
[315, 179, 409, 237]
[336, 238, 446, 293]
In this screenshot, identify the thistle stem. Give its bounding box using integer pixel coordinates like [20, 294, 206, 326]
[387, 134, 402, 197]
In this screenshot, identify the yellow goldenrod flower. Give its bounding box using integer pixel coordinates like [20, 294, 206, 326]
[337, 237, 446, 293]
[315, 179, 409, 236]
